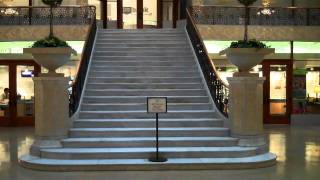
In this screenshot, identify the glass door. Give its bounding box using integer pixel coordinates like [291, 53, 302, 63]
[263, 60, 293, 124]
[0, 61, 40, 127]
[15, 65, 36, 126]
[0, 65, 10, 126]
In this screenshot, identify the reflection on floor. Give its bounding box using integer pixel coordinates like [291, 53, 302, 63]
[0, 126, 320, 180]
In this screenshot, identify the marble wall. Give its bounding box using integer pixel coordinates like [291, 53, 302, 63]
[198, 25, 320, 41]
[0, 25, 89, 41]
[191, 0, 320, 7]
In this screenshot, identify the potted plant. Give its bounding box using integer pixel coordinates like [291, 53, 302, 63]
[23, 0, 75, 75]
[220, 0, 274, 76]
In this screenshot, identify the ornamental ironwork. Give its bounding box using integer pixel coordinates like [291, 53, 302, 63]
[0, 6, 96, 25]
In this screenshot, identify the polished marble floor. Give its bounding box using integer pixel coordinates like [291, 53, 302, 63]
[0, 125, 319, 180]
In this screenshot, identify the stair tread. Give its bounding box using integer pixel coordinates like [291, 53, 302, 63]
[42, 146, 256, 153]
[20, 153, 276, 167]
[63, 137, 237, 142]
[85, 89, 204, 91]
[81, 103, 211, 105]
[75, 118, 221, 122]
[80, 110, 215, 113]
[70, 127, 228, 131]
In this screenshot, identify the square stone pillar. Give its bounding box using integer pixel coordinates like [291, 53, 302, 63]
[227, 76, 266, 150]
[30, 75, 70, 156]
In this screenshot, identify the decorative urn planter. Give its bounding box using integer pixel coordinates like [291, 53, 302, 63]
[24, 47, 73, 74]
[220, 48, 275, 75]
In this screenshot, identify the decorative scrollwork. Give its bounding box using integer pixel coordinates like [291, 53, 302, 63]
[190, 6, 320, 26]
[0, 6, 96, 25]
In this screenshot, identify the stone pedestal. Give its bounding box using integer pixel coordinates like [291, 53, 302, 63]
[227, 76, 266, 150]
[30, 75, 69, 156]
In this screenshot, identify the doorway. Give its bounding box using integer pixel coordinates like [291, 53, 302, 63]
[102, 0, 178, 29]
[262, 60, 293, 124]
[0, 60, 40, 126]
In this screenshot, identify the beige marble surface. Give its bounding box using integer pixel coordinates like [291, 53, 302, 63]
[228, 77, 265, 136]
[0, 25, 89, 41]
[198, 25, 320, 41]
[33, 76, 69, 140]
[30, 76, 69, 156]
[0, 125, 320, 179]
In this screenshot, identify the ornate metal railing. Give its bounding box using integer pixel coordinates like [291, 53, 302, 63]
[69, 16, 97, 116]
[190, 6, 320, 26]
[186, 9, 229, 117]
[0, 6, 95, 25]
[65, 7, 97, 116]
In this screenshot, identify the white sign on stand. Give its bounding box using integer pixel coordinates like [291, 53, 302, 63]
[147, 97, 167, 113]
[147, 97, 168, 162]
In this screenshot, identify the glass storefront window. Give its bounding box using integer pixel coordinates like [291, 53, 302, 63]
[270, 65, 287, 115]
[294, 42, 320, 54]
[143, 0, 157, 28]
[123, 0, 137, 29]
[0, 66, 9, 118]
[16, 65, 34, 117]
[306, 71, 320, 98]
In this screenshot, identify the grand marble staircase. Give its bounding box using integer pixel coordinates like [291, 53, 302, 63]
[20, 28, 276, 171]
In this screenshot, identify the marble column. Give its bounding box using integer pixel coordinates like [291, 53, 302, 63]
[30, 75, 69, 156]
[227, 76, 267, 151]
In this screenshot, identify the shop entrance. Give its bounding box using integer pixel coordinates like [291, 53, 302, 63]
[0, 60, 40, 126]
[262, 60, 293, 124]
[101, 0, 179, 29]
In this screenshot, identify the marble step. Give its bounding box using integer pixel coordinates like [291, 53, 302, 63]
[97, 33, 186, 37]
[78, 110, 217, 119]
[86, 83, 204, 89]
[98, 29, 185, 33]
[80, 103, 212, 111]
[73, 118, 222, 128]
[94, 48, 191, 53]
[90, 66, 198, 71]
[96, 36, 188, 40]
[69, 127, 229, 137]
[88, 71, 199, 78]
[92, 56, 194, 61]
[90, 61, 195, 66]
[87, 77, 202, 83]
[95, 43, 190, 48]
[40, 147, 258, 160]
[82, 96, 209, 104]
[84, 89, 207, 96]
[61, 137, 239, 148]
[93, 51, 193, 56]
[96, 40, 189, 44]
[19, 153, 277, 171]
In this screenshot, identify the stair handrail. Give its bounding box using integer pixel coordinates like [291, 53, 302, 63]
[69, 6, 96, 116]
[186, 8, 229, 117]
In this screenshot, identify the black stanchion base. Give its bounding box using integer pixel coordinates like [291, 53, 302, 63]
[148, 157, 168, 162]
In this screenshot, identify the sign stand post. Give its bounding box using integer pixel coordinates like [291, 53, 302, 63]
[147, 97, 168, 162]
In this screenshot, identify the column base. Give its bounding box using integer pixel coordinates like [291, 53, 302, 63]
[30, 138, 63, 156]
[232, 134, 268, 153]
